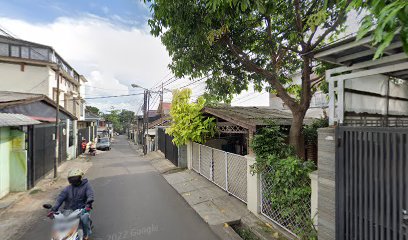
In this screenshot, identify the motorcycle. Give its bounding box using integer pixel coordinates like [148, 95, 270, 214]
[43, 204, 85, 240]
[88, 147, 96, 156]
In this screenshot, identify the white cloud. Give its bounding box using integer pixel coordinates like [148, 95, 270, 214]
[0, 15, 270, 113]
[0, 15, 172, 113]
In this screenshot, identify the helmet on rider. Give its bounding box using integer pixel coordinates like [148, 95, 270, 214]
[67, 168, 84, 186]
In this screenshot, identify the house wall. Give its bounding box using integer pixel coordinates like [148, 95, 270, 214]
[48, 68, 83, 119]
[0, 62, 83, 119]
[0, 63, 49, 95]
[0, 127, 11, 199]
[9, 129, 27, 192]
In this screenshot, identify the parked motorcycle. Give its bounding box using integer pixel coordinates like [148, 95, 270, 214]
[43, 204, 85, 240]
[88, 147, 96, 156]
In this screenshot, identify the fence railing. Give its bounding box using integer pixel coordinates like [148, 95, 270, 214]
[192, 142, 247, 203]
[260, 169, 312, 237]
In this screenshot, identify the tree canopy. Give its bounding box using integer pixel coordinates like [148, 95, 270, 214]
[103, 109, 135, 133]
[85, 106, 100, 116]
[354, 0, 408, 58]
[146, 0, 352, 154]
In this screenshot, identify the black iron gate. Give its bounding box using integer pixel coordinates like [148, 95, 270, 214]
[158, 128, 178, 166]
[336, 126, 408, 239]
[31, 124, 56, 184]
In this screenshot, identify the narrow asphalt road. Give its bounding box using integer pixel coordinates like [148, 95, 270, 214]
[19, 135, 219, 240]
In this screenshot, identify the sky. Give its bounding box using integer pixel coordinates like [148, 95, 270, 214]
[0, 0, 269, 114]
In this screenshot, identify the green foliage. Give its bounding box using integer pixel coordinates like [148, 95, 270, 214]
[251, 121, 294, 172]
[303, 118, 329, 144]
[262, 156, 316, 238]
[145, 0, 351, 152]
[103, 109, 135, 133]
[86, 106, 100, 116]
[251, 123, 316, 238]
[354, 0, 408, 57]
[166, 89, 216, 146]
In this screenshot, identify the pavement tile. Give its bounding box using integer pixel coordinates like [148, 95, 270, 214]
[198, 185, 229, 200]
[171, 181, 198, 194]
[181, 189, 210, 206]
[192, 201, 229, 225]
[164, 173, 189, 185]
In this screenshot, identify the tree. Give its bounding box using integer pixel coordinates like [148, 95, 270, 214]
[119, 110, 135, 129]
[354, 0, 408, 58]
[86, 106, 100, 116]
[103, 109, 135, 133]
[146, 0, 352, 155]
[103, 110, 121, 133]
[166, 89, 216, 146]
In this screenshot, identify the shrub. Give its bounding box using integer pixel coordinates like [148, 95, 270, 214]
[166, 88, 216, 146]
[303, 118, 329, 144]
[251, 122, 317, 238]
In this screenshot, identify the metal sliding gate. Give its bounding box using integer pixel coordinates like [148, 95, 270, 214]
[192, 142, 247, 203]
[336, 126, 408, 239]
[158, 128, 178, 166]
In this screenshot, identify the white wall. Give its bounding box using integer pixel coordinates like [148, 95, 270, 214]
[0, 62, 50, 95]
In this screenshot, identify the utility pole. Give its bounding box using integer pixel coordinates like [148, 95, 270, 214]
[54, 65, 60, 178]
[160, 82, 164, 120]
[142, 90, 148, 155]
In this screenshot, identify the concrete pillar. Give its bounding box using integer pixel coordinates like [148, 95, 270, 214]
[154, 127, 159, 151]
[310, 170, 318, 229]
[246, 155, 261, 215]
[73, 120, 78, 157]
[178, 145, 187, 168]
[186, 141, 193, 170]
[317, 127, 336, 240]
[66, 119, 70, 158]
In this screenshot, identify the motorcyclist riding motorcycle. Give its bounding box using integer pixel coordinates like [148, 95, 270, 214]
[48, 168, 94, 239]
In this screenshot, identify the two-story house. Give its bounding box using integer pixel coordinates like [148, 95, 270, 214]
[0, 35, 88, 159]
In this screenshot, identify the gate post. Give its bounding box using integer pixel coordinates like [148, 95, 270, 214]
[316, 127, 336, 240]
[246, 155, 261, 215]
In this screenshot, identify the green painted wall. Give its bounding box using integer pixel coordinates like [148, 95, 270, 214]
[0, 127, 11, 199]
[10, 130, 27, 192]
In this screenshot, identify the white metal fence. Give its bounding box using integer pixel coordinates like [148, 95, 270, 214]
[192, 142, 247, 203]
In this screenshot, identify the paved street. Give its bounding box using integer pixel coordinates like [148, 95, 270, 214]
[19, 136, 219, 240]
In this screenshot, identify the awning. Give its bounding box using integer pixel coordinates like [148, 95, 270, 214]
[0, 113, 41, 127]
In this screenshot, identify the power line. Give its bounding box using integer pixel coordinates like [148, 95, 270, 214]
[178, 75, 210, 89]
[84, 93, 144, 100]
[233, 92, 267, 105]
[85, 85, 141, 92]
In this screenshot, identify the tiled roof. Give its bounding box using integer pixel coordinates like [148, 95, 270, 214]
[0, 113, 40, 127]
[204, 106, 316, 131]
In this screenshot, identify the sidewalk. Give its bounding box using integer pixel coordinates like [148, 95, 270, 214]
[145, 151, 287, 240]
[0, 155, 93, 240]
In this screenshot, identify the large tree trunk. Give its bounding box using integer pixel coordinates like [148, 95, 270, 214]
[289, 109, 307, 158]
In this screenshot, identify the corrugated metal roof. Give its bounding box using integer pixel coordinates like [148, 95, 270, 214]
[0, 113, 40, 127]
[0, 91, 43, 103]
[204, 106, 316, 130]
[0, 91, 77, 120]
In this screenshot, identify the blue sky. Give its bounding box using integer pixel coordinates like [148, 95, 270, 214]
[0, 0, 150, 27]
[0, 0, 269, 112]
